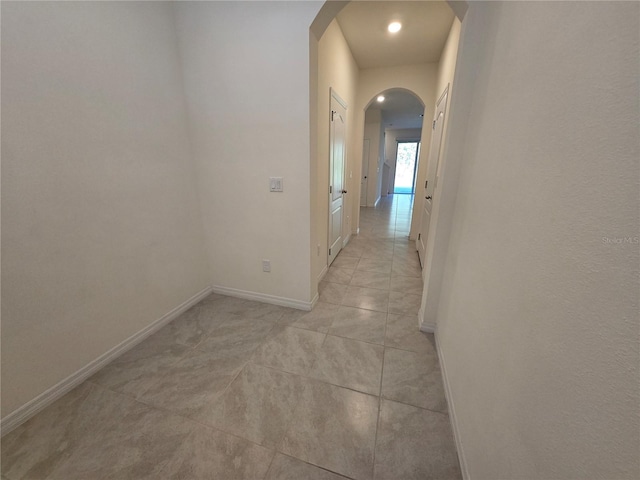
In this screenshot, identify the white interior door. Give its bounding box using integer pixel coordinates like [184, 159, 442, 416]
[329, 91, 347, 266]
[360, 138, 370, 206]
[417, 86, 448, 268]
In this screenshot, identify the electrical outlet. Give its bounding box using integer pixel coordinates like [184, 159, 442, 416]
[269, 177, 283, 192]
[262, 259, 271, 272]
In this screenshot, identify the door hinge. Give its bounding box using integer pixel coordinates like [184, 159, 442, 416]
[418, 233, 421, 240]
[331, 110, 336, 121]
[425, 180, 428, 189]
[329, 185, 333, 194]
[329, 248, 332, 256]
[433, 120, 436, 130]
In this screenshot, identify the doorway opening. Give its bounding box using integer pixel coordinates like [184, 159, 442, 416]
[393, 141, 420, 194]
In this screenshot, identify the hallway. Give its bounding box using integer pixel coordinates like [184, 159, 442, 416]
[1, 195, 461, 480]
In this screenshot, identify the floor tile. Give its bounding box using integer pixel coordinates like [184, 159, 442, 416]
[251, 326, 325, 376]
[340, 241, 366, 257]
[196, 363, 306, 448]
[341, 286, 389, 313]
[349, 270, 391, 290]
[391, 259, 422, 278]
[389, 274, 423, 296]
[332, 254, 360, 269]
[388, 290, 422, 316]
[381, 347, 447, 412]
[324, 267, 355, 285]
[265, 454, 349, 480]
[385, 314, 435, 354]
[280, 382, 378, 480]
[1, 382, 104, 480]
[308, 335, 383, 395]
[356, 257, 392, 274]
[134, 347, 247, 418]
[318, 281, 347, 305]
[152, 423, 273, 480]
[89, 336, 191, 397]
[278, 301, 339, 333]
[360, 245, 394, 260]
[45, 387, 195, 480]
[197, 314, 275, 358]
[374, 399, 461, 480]
[152, 304, 221, 347]
[328, 306, 386, 344]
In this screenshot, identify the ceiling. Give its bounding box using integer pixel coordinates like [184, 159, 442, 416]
[336, 1, 455, 69]
[337, 1, 454, 129]
[374, 89, 425, 130]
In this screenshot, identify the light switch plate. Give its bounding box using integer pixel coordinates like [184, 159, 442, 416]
[269, 177, 283, 192]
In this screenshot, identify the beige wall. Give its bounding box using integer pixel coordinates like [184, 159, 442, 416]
[436, 2, 639, 478]
[173, 1, 322, 305]
[1, 2, 210, 417]
[355, 64, 437, 239]
[312, 18, 359, 288]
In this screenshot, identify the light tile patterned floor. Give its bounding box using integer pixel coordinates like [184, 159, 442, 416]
[1, 195, 461, 480]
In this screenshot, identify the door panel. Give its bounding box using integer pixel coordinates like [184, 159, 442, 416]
[329, 91, 347, 266]
[417, 86, 448, 268]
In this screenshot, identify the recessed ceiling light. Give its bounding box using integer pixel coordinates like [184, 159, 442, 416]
[377, 95, 385, 103]
[388, 22, 402, 33]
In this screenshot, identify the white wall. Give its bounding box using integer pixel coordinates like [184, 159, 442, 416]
[312, 18, 359, 286]
[436, 2, 639, 478]
[355, 64, 437, 239]
[1, 1, 210, 417]
[173, 1, 322, 305]
[420, 16, 461, 327]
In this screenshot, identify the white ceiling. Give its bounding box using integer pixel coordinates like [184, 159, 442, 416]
[336, 1, 455, 69]
[378, 89, 425, 129]
[337, 1, 454, 129]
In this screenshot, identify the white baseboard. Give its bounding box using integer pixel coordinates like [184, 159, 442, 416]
[435, 330, 470, 480]
[418, 307, 435, 333]
[0, 286, 213, 437]
[211, 285, 312, 312]
[310, 292, 319, 310]
[342, 232, 351, 247]
[419, 321, 435, 333]
[317, 264, 328, 283]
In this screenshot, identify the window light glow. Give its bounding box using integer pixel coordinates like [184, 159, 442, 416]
[388, 22, 402, 33]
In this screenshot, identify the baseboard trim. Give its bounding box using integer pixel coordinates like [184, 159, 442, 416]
[342, 232, 351, 247]
[418, 307, 435, 333]
[0, 286, 213, 437]
[435, 330, 470, 480]
[317, 264, 328, 284]
[310, 292, 319, 310]
[211, 285, 312, 312]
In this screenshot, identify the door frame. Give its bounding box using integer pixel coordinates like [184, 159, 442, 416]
[360, 138, 370, 207]
[327, 88, 348, 267]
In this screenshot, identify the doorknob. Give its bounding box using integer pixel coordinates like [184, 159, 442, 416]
[425, 196, 432, 200]
[342, 190, 348, 194]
